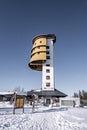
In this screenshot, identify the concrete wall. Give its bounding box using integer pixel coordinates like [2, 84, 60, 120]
[42, 39, 54, 91]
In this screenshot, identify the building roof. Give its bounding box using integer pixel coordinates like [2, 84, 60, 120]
[0, 92, 27, 97]
[32, 34, 56, 44]
[27, 89, 67, 97]
[0, 92, 14, 95]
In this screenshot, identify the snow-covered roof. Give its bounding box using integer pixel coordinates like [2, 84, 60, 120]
[0, 91, 27, 96]
[0, 92, 14, 95]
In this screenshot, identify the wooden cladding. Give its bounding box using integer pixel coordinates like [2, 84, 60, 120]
[29, 34, 56, 71]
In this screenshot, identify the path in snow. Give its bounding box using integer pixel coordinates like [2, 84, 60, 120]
[0, 107, 87, 130]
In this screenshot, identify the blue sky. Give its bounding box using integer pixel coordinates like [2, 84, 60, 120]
[0, 0, 87, 96]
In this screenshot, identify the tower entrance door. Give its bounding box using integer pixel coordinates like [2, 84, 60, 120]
[46, 99, 51, 105]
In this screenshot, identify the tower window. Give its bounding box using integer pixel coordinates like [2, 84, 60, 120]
[46, 64, 50, 66]
[37, 52, 40, 54]
[46, 51, 50, 54]
[37, 46, 40, 49]
[46, 82, 50, 87]
[46, 76, 50, 80]
[46, 46, 49, 49]
[46, 69, 50, 73]
[46, 56, 50, 59]
[40, 41, 42, 43]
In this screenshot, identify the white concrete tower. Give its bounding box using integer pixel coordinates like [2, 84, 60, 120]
[42, 38, 55, 91]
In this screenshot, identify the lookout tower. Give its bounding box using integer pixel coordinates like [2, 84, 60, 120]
[28, 34, 67, 105]
[29, 34, 56, 91]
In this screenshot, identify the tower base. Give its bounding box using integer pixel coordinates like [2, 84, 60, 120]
[27, 89, 67, 106]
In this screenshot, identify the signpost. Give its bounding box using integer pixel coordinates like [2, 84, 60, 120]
[13, 93, 24, 114]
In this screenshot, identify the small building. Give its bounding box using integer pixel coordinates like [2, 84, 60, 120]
[0, 92, 14, 101]
[27, 89, 67, 106]
[0, 92, 27, 102]
[59, 97, 80, 107]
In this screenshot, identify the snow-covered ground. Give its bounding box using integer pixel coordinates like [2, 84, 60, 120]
[0, 102, 87, 130]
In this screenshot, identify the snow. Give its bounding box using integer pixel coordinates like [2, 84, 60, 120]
[0, 102, 87, 130]
[0, 102, 13, 108]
